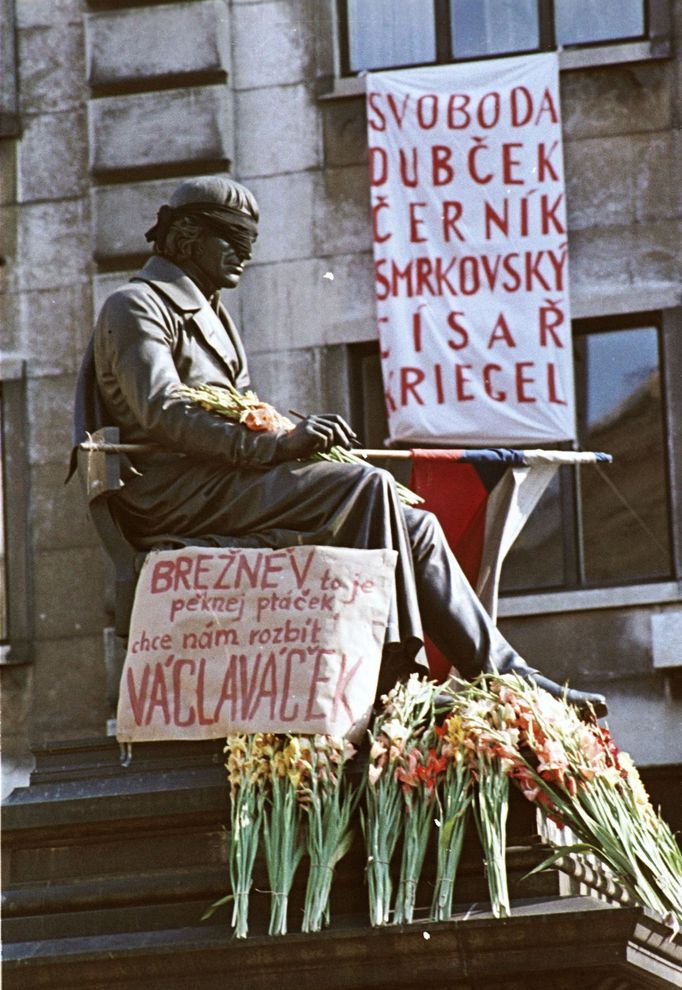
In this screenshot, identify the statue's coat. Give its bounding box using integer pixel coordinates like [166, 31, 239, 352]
[85, 256, 424, 652]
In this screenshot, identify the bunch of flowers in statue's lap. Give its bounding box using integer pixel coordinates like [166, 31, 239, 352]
[177, 382, 423, 506]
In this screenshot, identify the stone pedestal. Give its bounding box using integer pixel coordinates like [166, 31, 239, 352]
[3, 738, 680, 989]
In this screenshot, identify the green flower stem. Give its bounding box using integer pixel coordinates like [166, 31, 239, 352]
[363, 776, 404, 926]
[228, 785, 264, 939]
[393, 790, 435, 925]
[262, 774, 305, 936]
[473, 756, 510, 918]
[432, 762, 472, 921]
[302, 770, 357, 933]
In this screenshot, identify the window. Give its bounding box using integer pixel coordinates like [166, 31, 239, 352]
[500, 314, 674, 593]
[0, 0, 19, 137]
[0, 373, 32, 664]
[348, 311, 678, 596]
[339, 0, 666, 75]
[0, 398, 7, 641]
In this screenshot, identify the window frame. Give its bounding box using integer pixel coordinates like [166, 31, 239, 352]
[347, 306, 681, 612]
[0, 362, 33, 665]
[0, 0, 20, 138]
[334, 0, 671, 83]
[499, 307, 682, 612]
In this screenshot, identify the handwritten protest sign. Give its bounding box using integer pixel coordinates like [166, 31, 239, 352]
[116, 546, 397, 743]
[367, 53, 576, 445]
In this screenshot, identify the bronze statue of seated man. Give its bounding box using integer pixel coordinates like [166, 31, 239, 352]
[74, 175, 606, 717]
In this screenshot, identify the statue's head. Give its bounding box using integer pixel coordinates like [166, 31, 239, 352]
[145, 176, 259, 291]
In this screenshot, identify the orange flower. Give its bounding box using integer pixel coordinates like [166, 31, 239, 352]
[241, 403, 294, 432]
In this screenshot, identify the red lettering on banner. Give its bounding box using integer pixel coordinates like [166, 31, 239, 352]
[516, 362, 537, 403]
[331, 654, 362, 722]
[434, 363, 445, 404]
[375, 259, 390, 301]
[511, 86, 533, 126]
[502, 142, 524, 184]
[145, 662, 171, 725]
[387, 92, 410, 128]
[196, 657, 217, 724]
[412, 310, 423, 352]
[366, 86, 559, 134]
[415, 257, 435, 294]
[477, 91, 500, 128]
[460, 256, 480, 295]
[400, 367, 426, 405]
[369, 146, 388, 185]
[409, 202, 428, 243]
[483, 364, 506, 401]
[535, 88, 559, 125]
[502, 254, 522, 292]
[150, 560, 174, 593]
[261, 552, 286, 589]
[279, 649, 305, 722]
[442, 201, 465, 242]
[432, 145, 455, 185]
[447, 93, 470, 129]
[538, 140, 560, 181]
[399, 147, 418, 187]
[214, 555, 236, 589]
[541, 194, 565, 234]
[480, 254, 501, 289]
[127, 664, 151, 726]
[372, 196, 392, 243]
[213, 657, 239, 722]
[547, 364, 567, 405]
[455, 364, 474, 401]
[468, 137, 493, 184]
[436, 257, 458, 295]
[173, 658, 196, 727]
[366, 92, 387, 131]
[447, 311, 469, 350]
[249, 651, 278, 720]
[306, 649, 334, 720]
[487, 313, 516, 349]
[417, 94, 438, 129]
[539, 299, 566, 347]
[239, 653, 260, 719]
[289, 549, 315, 589]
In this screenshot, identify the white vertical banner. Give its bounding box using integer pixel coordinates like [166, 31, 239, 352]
[367, 53, 576, 445]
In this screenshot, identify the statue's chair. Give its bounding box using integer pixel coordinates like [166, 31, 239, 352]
[77, 427, 148, 723]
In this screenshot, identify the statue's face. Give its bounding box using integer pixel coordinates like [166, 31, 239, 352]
[195, 233, 253, 290]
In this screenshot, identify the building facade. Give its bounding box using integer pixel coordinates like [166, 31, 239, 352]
[1, 0, 681, 797]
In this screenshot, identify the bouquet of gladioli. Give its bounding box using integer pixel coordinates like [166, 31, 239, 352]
[301, 735, 359, 932]
[362, 675, 442, 926]
[393, 726, 446, 924]
[177, 382, 423, 507]
[470, 676, 682, 928]
[217, 733, 268, 938]
[262, 735, 309, 936]
[431, 714, 473, 921]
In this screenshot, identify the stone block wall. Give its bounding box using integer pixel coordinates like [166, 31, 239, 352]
[1, 0, 105, 795]
[1, 0, 681, 793]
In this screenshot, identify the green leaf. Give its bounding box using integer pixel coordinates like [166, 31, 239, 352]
[522, 843, 597, 880]
[200, 892, 234, 921]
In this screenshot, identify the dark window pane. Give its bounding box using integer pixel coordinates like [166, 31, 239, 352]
[500, 470, 567, 592]
[554, 0, 645, 46]
[346, 0, 436, 71]
[451, 0, 539, 59]
[0, 393, 7, 640]
[578, 327, 671, 583]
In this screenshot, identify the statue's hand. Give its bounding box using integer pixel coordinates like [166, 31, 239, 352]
[276, 413, 357, 460]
